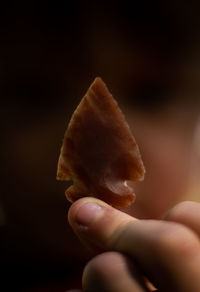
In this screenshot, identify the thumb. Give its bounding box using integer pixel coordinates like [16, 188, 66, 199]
[68, 197, 137, 251]
[68, 197, 200, 292]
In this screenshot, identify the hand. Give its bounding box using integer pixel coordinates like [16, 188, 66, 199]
[68, 199, 200, 291]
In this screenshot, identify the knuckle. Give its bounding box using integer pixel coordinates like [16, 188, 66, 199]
[155, 222, 200, 259]
[82, 257, 102, 291]
[82, 252, 122, 290]
[164, 201, 198, 221]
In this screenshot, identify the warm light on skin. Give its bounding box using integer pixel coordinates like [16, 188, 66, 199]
[124, 104, 200, 219]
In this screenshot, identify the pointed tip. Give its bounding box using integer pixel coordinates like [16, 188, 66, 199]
[94, 76, 103, 82]
[89, 76, 111, 100]
[91, 76, 104, 88]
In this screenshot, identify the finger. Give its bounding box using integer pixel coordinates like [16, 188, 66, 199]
[83, 251, 149, 292]
[68, 197, 135, 250]
[68, 197, 200, 291]
[164, 201, 200, 236]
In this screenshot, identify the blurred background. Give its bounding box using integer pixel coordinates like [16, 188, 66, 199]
[1, 1, 200, 291]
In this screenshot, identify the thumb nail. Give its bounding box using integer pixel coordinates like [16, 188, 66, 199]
[75, 202, 104, 227]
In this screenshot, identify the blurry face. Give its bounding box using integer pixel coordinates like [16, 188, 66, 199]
[125, 105, 199, 219]
[2, 5, 200, 265]
[2, 78, 200, 271]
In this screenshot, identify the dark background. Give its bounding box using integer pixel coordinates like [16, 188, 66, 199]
[1, 1, 200, 291]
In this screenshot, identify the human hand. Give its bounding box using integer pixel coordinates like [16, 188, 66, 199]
[68, 198, 200, 291]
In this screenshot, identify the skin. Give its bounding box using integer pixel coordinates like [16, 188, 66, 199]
[68, 198, 200, 292]
[65, 101, 200, 292]
[2, 2, 200, 291]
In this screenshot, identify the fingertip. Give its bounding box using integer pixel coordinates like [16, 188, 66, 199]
[68, 197, 111, 227]
[67, 197, 137, 252]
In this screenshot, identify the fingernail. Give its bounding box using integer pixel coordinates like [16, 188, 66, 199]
[75, 203, 104, 227]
